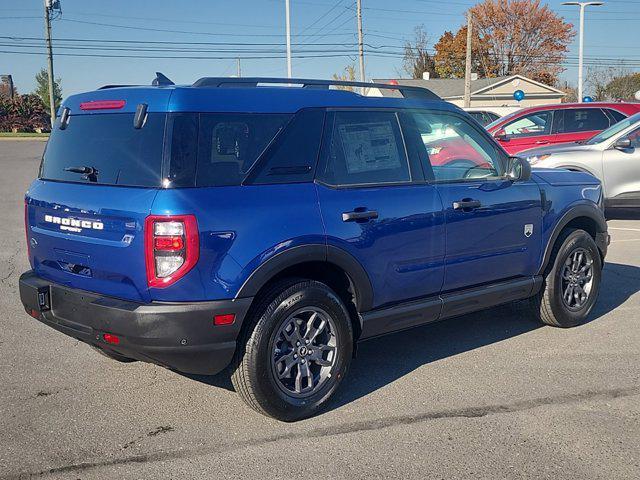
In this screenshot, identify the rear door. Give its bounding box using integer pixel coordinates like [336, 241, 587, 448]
[403, 109, 543, 292]
[315, 109, 445, 309]
[496, 110, 555, 154]
[554, 108, 610, 145]
[26, 111, 167, 302]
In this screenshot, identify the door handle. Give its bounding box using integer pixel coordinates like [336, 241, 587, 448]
[452, 199, 481, 211]
[342, 209, 379, 222]
[535, 140, 549, 144]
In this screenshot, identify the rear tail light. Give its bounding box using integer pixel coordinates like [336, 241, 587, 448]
[145, 215, 199, 288]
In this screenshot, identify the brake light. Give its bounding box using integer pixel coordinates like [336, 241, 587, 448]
[79, 100, 126, 110]
[145, 215, 199, 288]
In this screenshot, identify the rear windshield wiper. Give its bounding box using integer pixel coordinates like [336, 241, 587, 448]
[64, 165, 99, 182]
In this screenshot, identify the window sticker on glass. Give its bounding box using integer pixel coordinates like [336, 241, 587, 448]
[337, 121, 401, 174]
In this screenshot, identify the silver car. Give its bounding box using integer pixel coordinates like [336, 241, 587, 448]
[522, 112, 640, 208]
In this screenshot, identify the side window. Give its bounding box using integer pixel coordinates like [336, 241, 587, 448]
[503, 111, 552, 137]
[561, 108, 609, 133]
[627, 127, 640, 148]
[317, 110, 411, 186]
[248, 109, 324, 184]
[403, 110, 505, 182]
[606, 109, 627, 124]
[196, 113, 291, 186]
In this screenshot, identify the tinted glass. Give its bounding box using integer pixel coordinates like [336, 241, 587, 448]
[317, 111, 410, 186]
[41, 113, 166, 187]
[196, 113, 291, 186]
[468, 111, 499, 126]
[561, 108, 609, 133]
[504, 111, 552, 137]
[627, 127, 640, 148]
[586, 112, 640, 145]
[166, 112, 291, 187]
[248, 109, 324, 184]
[606, 109, 627, 123]
[404, 110, 504, 182]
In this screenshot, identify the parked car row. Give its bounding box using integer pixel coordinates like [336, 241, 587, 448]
[458, 102, 640, 208]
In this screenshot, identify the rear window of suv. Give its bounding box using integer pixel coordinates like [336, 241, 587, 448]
[41, 113, 166, 187]
[41, 112, 295, 188]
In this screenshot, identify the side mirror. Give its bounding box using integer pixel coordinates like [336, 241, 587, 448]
[494, 128, 508, 141]
[613, 137, 632, 150]
[507, 157, 532, 182]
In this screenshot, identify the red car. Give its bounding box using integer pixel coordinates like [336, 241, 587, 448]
[486, 102, 640, 155]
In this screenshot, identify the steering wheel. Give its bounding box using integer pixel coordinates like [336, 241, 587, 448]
[460, 161, 494, 179]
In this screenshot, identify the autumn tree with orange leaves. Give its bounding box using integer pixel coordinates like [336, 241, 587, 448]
[433, 26, 497, 79]
[468, 0, 575, 85]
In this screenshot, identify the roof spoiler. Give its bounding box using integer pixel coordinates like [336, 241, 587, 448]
[191, 77, 441, 100]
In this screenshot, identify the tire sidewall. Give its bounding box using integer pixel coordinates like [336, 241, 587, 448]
[247, 282, 353, 421]
[547, 230, 602, 327]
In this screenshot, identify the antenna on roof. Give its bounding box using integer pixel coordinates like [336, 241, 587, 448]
[153, 72, 174, 86]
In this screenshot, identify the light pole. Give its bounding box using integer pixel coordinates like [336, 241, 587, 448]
[562, 1, 604, 102]
[285, 0, 292, 78]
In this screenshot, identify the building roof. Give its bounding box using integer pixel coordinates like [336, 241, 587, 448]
[372, 75, 566, 99]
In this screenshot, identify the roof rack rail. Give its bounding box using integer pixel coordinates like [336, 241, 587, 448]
[98, 84, 137, 90]
[191, 77, 441, 101]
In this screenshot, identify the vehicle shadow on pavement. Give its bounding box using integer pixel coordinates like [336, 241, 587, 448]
[605, 209, 640, 220]
[328, 261, 640, 412]
[182, 262, 640, 406]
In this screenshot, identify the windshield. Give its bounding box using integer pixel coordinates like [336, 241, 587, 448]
[586, 112, 640, 145]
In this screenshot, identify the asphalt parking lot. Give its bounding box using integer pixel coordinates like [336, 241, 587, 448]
[1, 140, 639, 479]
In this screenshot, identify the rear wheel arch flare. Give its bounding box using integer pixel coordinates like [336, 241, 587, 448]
[236, 244, 374, 314]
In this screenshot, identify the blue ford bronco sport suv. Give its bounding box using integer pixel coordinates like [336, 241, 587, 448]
[20, 75, 609, 421]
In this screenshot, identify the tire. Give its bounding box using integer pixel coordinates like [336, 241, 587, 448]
[231, 278, 353, 421]
[91, 346, 137, 363]
[527, 228, 602, 328]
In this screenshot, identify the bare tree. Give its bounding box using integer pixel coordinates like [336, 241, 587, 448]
[403, 25, 438, 79]
[332, 64, 357, 91]
[586, 65, 630, 101]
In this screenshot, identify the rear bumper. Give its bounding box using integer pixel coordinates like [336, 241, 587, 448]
[19, 271, 252, 375]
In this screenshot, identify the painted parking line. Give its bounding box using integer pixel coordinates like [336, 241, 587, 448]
[610, 238, 640, 243]
[609, 227, 640, 232]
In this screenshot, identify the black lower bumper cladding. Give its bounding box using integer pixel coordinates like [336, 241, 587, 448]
[19, 271, 252, 375]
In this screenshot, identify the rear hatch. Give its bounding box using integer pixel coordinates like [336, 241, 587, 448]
[25, 89, 170, 302]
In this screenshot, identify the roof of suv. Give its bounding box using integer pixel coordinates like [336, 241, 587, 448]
[61, 77, 457, 116]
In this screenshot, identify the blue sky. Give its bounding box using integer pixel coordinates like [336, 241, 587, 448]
[1, 0, 639, 98]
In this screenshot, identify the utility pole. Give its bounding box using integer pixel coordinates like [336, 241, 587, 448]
[356, 0, 365, 83]
[285, 0, 292, 78]
[237, 58, 241, 77]
[463, 10, 472, 108]
[562, 2, 604, 102]
[43, 0, 58, 127]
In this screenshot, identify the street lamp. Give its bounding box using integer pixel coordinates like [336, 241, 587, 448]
[562, 2, 604, 102]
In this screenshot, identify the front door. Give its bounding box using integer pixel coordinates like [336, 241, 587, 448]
[496, 109, 555, 155]
[403, 109, 543, 292]
[602, 126, 640, 204]
[315, 109, 445, 309]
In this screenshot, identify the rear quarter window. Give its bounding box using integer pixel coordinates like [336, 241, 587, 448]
[167, 113, 292, 187]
